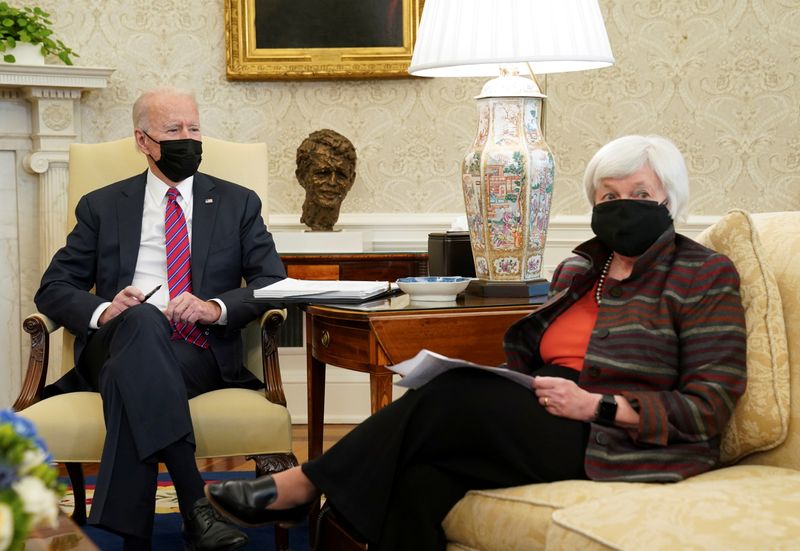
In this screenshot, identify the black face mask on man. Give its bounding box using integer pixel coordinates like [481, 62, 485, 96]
[142, 131, 202, 182]
[591, 199, 673, 257]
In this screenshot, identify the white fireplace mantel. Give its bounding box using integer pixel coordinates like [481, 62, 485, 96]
[1, 63, 114, 268]
[0, 63, 113, 407]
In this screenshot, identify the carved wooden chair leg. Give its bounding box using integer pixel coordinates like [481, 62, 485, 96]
[248, 452, 300, 551]
[65, 462, 87, 525]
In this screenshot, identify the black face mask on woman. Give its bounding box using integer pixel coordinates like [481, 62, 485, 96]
[142, 131, 203, 182]
[591, 199, 673, 257]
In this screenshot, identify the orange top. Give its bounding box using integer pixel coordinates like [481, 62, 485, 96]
[539, 283, 599, 371]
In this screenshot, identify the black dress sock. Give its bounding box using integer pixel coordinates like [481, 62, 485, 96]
[160, 439, 205, 516]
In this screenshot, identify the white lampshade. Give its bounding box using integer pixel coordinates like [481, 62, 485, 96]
[409, 0, 614, 77]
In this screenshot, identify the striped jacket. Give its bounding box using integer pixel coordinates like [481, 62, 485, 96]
[503, 227, 747, 482]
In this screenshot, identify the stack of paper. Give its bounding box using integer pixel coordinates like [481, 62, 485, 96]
[254, 278, 394, 301]
[389, 349, 534, 390]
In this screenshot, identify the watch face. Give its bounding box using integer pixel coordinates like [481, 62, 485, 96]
[597, 394, 618, 426]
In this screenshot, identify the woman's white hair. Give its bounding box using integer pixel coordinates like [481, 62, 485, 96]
[583, 135, 689, 223]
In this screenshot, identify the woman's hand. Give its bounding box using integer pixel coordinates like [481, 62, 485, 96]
[533, 376, 600, 422]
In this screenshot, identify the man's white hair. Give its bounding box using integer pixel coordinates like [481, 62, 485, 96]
[131, 86, 197, 131]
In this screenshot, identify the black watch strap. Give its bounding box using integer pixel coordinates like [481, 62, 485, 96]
[594, 394, 618, 426]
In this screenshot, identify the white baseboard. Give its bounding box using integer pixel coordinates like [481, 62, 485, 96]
[276, 213, 719, 423]
[280, 348, 407, 424]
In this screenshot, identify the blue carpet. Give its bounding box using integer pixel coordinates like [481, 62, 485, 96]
[64, 472, 310, 551]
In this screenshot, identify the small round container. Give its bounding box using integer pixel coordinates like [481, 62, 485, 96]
[396, 276, 470, 302]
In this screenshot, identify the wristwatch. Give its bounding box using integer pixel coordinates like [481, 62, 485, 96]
[594, 394, 618, 426]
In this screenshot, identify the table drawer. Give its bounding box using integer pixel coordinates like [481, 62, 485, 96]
[310, 317, 375, 370]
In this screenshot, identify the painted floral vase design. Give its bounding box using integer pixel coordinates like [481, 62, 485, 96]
[462, 87, 555, 281]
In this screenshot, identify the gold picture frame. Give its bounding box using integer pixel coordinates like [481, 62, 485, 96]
[225, 0, 425, 80]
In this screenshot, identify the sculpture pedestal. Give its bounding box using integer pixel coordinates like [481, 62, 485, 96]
[272, 230, 373, 253]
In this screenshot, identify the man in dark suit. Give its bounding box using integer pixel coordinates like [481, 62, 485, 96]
[35, 87, 286, 550]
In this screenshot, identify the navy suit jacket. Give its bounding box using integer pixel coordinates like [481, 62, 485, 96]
[35, 171, 286, 390]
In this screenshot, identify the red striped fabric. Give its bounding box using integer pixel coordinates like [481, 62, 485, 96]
[164, 188, 208, 349]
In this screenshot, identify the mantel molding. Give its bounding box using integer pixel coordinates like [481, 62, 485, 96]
[0, 64, 114, 91]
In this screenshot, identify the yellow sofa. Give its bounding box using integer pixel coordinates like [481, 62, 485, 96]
[443, 210, 800, 550]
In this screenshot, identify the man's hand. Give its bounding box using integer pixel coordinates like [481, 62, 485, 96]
[98, 286, 146, 326]
[165, 292, 221, 325]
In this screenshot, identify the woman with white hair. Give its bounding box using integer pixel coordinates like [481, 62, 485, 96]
[205, 135, 747, 550]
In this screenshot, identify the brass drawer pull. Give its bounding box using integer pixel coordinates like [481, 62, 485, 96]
[321, 330, 330, 347]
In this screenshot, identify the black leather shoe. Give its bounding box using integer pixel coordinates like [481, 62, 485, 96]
[205, 476, 312, 528]
[182, 497, 248, 551]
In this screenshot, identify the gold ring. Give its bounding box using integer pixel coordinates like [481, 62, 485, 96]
[544, 397, 549, 407]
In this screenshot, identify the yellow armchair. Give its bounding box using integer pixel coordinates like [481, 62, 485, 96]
[14, 137, 297, 550]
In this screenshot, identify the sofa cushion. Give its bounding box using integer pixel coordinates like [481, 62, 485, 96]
[442, 480, 649, 551]
[742, 212, 800, 469]
[695, 209, 790, 463]
[547, 466, 800, 550]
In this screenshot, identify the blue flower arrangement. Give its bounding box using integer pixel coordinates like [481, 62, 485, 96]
[0, 409, 64, 551]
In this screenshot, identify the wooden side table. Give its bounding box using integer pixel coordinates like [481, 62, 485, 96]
[277, 252, 428, 347]
[281, 252, 428, 281]
[304, 294, 543, 460]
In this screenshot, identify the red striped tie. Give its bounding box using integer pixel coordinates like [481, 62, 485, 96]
[165, 188, 209, 349]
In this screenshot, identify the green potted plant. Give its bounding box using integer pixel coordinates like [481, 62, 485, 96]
[0, 2, 77, 65]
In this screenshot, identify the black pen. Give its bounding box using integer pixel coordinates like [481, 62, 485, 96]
[142, 284, 162, 303]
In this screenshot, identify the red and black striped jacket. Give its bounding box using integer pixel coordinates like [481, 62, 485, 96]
[504, 228, 747, 482]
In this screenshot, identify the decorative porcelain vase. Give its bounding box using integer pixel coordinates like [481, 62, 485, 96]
[1, 42, 45, 65]
[462, 73, 555, 281]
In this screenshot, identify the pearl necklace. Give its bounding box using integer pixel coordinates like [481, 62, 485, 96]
[595, 255, 613, 304]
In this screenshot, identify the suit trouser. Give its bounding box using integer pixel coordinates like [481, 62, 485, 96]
[302, 366, 589, 551]
[79, 304, 225, 537]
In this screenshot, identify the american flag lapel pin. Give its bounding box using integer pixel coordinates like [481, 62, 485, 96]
[205, 198, 214, 204]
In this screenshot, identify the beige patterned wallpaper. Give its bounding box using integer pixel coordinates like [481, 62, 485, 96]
[18, 0, 800, 217]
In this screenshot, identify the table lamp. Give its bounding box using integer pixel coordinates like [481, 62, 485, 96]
[409, 0, 614, 291]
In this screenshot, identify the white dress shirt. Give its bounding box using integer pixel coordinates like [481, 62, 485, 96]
[89, 170, 227, 328]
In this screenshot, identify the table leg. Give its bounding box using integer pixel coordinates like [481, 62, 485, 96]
[369, 371, 395, 414]
[307, 356, 327, 461]
[306, 322, 327, 548]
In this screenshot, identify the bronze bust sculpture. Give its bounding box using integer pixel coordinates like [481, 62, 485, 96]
[296, 129, 357, 231]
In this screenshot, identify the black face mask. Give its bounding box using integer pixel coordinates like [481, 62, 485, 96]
[591, 199, 673, 257]
[143, 131, 202, 182]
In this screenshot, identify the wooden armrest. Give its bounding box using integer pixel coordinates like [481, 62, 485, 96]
[259, 308, 288, 406]
[28, 312, 60, 334]
[14, 313, 61, 411]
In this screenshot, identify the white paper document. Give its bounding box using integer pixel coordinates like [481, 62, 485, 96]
[254, 278, 395, 300]
[389, 349, 535, 390]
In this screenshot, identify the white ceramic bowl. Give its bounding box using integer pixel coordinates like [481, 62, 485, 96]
[396, 276, 470, 302]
